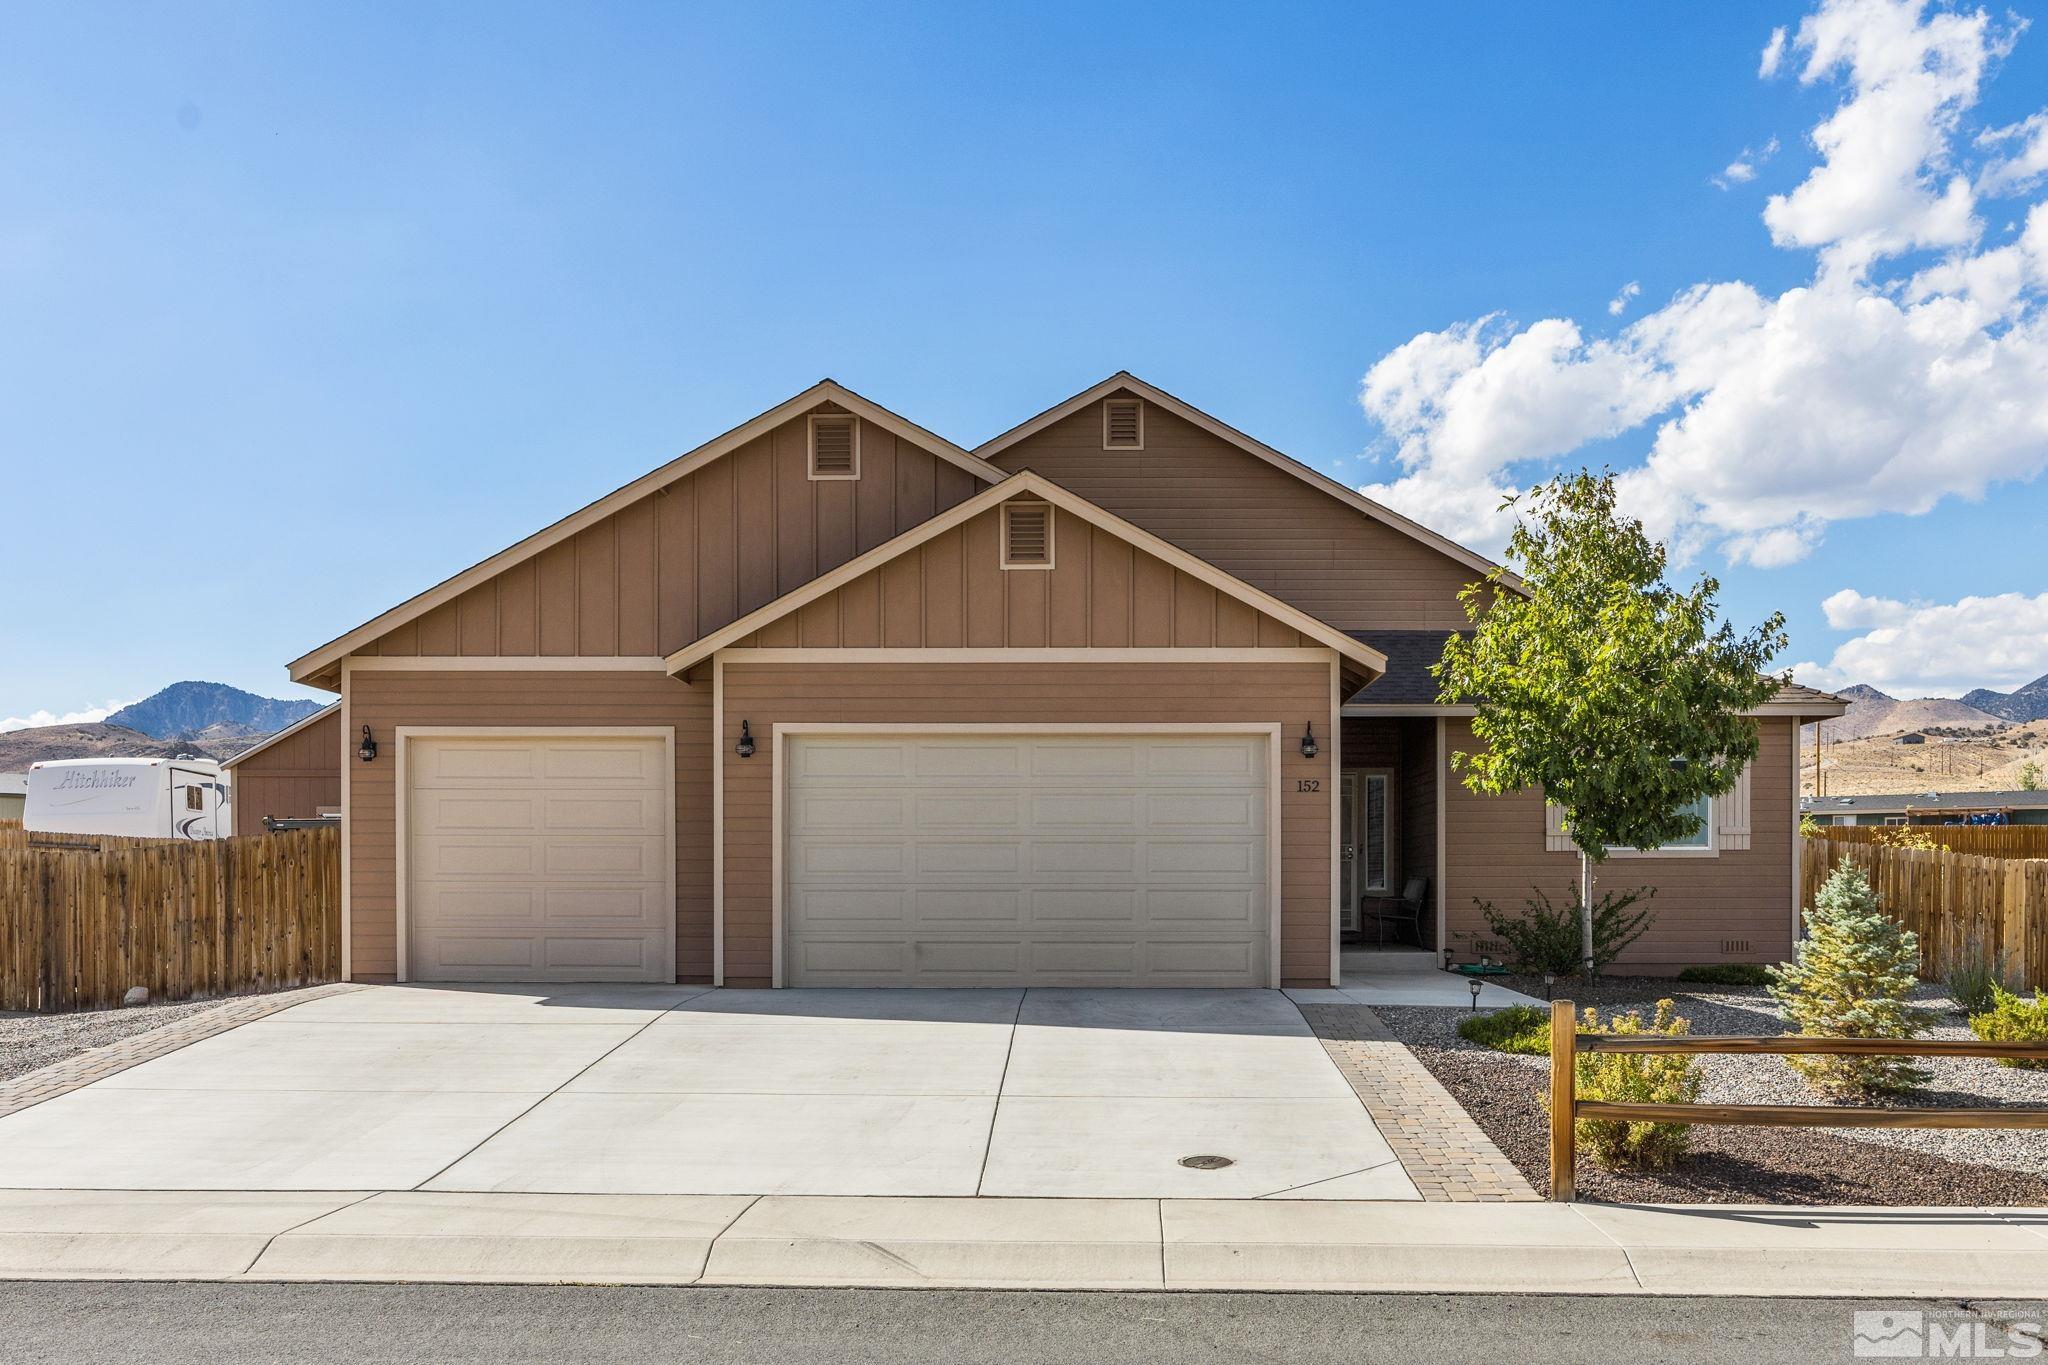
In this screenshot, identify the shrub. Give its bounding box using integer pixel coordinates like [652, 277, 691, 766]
[1768, 864, 1940, 1096]
[1969, 987, 2048, 1070]
[1457, 1005, 1551, 1055]
[1944, 935, 2012, 1017]
[1676, 963, 1773, 987]
[1799, 814, 1824, 838]
[1572, 999, 1700, 1170]
[1875, 825, 1943, 851]
[1461, 886, 1657, 979]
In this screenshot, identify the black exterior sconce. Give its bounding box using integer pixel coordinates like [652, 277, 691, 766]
[357, 725, 378, 762]
[1300, 721, 1318, 760]
[736, 720, 756, 759]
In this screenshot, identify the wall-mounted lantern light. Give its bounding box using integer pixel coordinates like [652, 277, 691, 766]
[357, 725, 378, 763]
[735, 720, 756, 760]
[1299, 721, 1319, 760]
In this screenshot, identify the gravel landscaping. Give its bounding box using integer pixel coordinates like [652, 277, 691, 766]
[0, 986, 334, 1083]
[1381, 978, 2048, 1205]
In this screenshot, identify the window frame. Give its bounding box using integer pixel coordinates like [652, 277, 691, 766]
[1608, 792, 1718, 858]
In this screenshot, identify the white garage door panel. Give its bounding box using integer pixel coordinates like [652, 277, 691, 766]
[785, 734, 1270, 987]
[407, 734, 670, 983]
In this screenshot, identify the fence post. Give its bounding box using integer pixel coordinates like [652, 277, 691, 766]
[1550, 998, 1576, 1201]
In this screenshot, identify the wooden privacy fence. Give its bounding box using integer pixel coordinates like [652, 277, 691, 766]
[0, 825, 340, 1012]
[1801, 835, 2048, 992]
[1812, 823, 2048, 859]
[1546, 999, 2048, 1200]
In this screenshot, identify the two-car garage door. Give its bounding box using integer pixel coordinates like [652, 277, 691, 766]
[783, 733, 1273, 987]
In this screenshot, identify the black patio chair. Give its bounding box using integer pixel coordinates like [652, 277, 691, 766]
[1370, 876, 1429, 947]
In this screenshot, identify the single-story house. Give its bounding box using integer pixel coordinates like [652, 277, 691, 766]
[1803, 790, 2048, 827]
[222, 703, 342, 828]
[0, 772, 26, 823]
[270, 374, 1845, 987]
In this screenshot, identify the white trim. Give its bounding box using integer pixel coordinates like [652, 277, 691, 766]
[1329, 659, 1341, 987]
[975, 372, 1513, 587]
[725, 648, 1342, 665]
[1102, 395, 1144, 450]
[221, 702, 340, 770]
[664, 471, 1388, 677]
[807, 412, 860, 481]
[712, 654, 725, 987]
[393, 725, 677, 985]
[1791, 718, 1804, 947]
[289, 380, 1005, 684]
[343, 656, 670, 673]
[339, 662, 353, 981]
[999, 500, 1055, 570]
[1355, 768, 1394, 894]
[764, 722, 1286, 990]
[1608, 795, 1719, 859]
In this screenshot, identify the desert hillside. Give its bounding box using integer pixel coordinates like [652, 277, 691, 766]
[0, 723, 246, 771]
[1804, 721, 2048, 797]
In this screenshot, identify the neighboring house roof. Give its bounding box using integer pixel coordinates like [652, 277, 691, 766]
[974, 372, 1518, 589]
[664, 470, 1391, 682]
[288, 381, 1007, 686]
[221, 702, 340, 769]
[0, 772, 27, 796]
[1802, 789, 2048, 814]
[1340, 629, 1847, 717]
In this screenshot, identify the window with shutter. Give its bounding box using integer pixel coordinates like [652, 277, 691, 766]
[1000, 501, 1054, 569]
[1102, 398, 1144, 449]
[808, 414, 859, 479]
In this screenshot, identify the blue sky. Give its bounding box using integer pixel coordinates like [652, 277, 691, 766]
[3, 0, 2046, 727]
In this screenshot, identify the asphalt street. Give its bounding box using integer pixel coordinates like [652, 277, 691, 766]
[7, 1283, 2045, 1364]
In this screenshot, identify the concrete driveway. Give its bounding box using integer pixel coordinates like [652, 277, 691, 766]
[0, 985, 1416, 1201]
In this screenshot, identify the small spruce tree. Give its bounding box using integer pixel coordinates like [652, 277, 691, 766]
[1769, 864, 1939, 1095]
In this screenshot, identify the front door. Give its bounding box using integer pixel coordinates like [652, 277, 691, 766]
[1340, 771, 1390, 937]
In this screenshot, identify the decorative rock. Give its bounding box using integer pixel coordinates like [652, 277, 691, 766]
[122, 986, 149, 1007]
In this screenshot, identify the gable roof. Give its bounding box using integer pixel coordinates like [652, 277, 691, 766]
[221, 701, 339, 769]
[287, 381, 1008, 687]
[974, 372, 1518, 588]
[663, 470, 1390, 680]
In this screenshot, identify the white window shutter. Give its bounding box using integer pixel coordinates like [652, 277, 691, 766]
[1717, 763, 1752, 850]
[1544, 799, 1574, 852]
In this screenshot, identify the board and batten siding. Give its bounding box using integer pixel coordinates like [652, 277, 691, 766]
[345, 670, 712, 981]
[987, 395, 1482, 632]
[717, 661, 1336, 988]
[230, 708, 343, 826]
[357, 412, 983, 661]
[730, 500, 1314, 651]
[1441, 717, 1798, 971]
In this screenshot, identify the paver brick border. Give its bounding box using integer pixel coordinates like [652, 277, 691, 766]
[1297, 1002, 1539, 1202]
[0, 982, 366, 1121]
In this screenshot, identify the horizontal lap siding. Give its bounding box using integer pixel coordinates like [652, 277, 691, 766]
[359, 414, 982, 660]
[346, 671, 712, 981]
[1442, 718, 1796, 971]
[230, 709, 343, 827]
[990, 399, 1481, 631]
[719, 661, 1334, 987]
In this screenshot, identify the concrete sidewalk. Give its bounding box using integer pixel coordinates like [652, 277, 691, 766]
[2, 1189, 2044, 1296]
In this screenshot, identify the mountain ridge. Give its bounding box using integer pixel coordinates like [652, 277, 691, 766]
[106, 682, 322, 741]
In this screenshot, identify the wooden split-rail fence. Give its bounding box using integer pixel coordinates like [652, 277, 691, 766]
[0, 821, 340, 1012]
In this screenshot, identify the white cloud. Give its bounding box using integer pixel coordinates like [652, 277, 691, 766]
[1761, 25, 1790, 77]
[1607, 281, 1642, 315]
[1793, 590, 2048, 696]
[1714, 137, 1781, 190]
[1980, 112, 2048, 196]
[1359, 0, 2048, 569]
[0, 699, 131, 734]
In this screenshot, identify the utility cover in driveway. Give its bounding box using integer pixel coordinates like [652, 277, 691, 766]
[782, 734, 1271, 987]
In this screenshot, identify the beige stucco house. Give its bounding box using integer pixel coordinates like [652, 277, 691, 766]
[269, 374, 1844, 987]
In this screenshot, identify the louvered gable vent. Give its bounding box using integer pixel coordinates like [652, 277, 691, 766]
[1103, 397, 1143, 449]
[1002, 501, 1053, 569]
[809, 413, 859, 478]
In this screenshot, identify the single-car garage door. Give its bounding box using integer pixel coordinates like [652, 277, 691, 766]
[406, 732, 672, 982]
[783, 732, 1272, 987]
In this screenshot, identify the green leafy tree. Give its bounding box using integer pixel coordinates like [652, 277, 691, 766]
[1769, 864, 1940, 1095]
[1434, 471, 1789, 978]
[2020, 759, 2041, 792]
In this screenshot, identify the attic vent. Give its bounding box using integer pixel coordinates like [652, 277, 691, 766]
[1103, 397, 1144, 450]
[1001, 501, 1054, 569]
[808, 414, 859, 479]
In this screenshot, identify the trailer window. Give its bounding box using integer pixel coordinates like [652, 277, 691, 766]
[185, 786, 204, 811]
